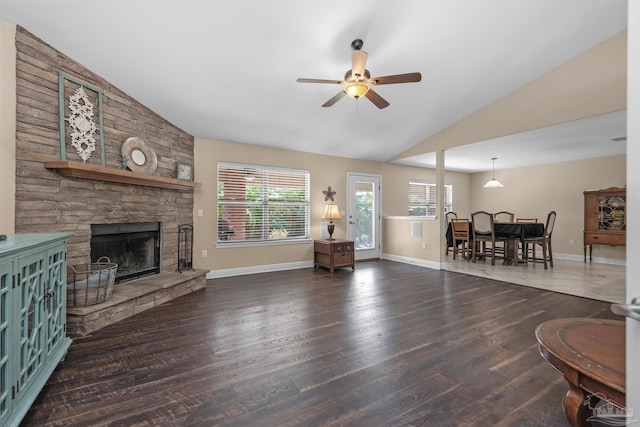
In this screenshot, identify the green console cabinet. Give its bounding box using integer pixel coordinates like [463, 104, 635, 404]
[0, 233, 73, 427]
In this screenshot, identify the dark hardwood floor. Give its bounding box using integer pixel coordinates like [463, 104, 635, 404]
[22, 260, 620, 426]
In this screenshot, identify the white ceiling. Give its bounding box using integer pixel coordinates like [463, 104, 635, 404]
[396, 110, 627, 172]
[0, 0, 628, 172]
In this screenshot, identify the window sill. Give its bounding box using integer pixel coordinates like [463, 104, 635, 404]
[216, 238, 312, 248]
[383, 216, 437, 221]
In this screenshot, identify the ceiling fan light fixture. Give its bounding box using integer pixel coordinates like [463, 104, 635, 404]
[345, 82, 369, 99]
[296, 39, 421, 109]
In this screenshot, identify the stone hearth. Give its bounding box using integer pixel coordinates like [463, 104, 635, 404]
[67, 269, 207, 336]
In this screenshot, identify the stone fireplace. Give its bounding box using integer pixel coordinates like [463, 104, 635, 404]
[12, 27, 195, 271]
[91, 222, 161, 283]
[12, 27, 207, 335]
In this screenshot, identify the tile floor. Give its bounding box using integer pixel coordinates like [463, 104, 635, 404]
[442, 254, 625, 304]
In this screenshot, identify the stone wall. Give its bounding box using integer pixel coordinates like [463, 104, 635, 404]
[14, 26, 194, 272]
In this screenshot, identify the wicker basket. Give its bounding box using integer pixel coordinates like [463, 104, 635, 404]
[67, 256, 118, 307]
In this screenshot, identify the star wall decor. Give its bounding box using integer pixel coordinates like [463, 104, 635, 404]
[323, 186, 336, 201]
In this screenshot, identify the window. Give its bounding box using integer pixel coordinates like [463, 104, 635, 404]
[408, 181, 453, 217]
[217, 162, 310, 244]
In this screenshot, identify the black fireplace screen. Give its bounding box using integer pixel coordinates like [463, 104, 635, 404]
[90, 222, 161, 283]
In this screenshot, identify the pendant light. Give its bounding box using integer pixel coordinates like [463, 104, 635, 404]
[483, 157, 504, 188]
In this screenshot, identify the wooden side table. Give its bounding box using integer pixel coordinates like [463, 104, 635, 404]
[314, 239, 354, 272]
[535, 318, 626, 427]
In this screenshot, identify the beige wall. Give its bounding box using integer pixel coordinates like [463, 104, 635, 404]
[0, 23, 15, 234]
[193, 137, 384, 271]
[192, 138, 477, 273]
[194, 136, 625, 272]
[471, 154, 626, 260]
[380, 162, 471, 262]
[381, 163, 472, 217]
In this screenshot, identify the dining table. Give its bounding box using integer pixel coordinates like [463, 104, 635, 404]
[446, 221, 544, 265]
[493, 222, 545, 265]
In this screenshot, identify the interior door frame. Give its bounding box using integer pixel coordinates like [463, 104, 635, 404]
[346, 172, 381, 261]
[625, 0, 639, 414]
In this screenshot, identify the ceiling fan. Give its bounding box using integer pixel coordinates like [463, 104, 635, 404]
[296, 39, 421, 109]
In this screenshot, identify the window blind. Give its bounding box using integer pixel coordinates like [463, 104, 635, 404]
[217, 162, 310, 243]
[408, 181, 453, 217]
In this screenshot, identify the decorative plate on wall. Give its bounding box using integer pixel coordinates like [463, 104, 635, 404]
[121, 137, 158, 174]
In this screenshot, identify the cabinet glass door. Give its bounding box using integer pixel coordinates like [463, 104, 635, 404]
[45, 247, 67, 355]
[18, 254, 46, 394]
[598, 195, 625, 230]
[0, 262, 12, 426]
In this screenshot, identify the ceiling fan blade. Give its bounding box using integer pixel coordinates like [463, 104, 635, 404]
[364, 89, 390, 109]
[322, 91, 347, 107]
[351, 50, 368, 79]
[371, 72, 422, 85]
[297, 78, 343, 84]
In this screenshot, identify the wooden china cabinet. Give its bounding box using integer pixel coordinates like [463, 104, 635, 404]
[583, 187, 626, 262]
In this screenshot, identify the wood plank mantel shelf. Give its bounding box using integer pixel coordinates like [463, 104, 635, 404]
[44, 161, 197, 190]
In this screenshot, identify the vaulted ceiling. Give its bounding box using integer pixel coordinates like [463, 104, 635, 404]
[0, 0, 628, 172]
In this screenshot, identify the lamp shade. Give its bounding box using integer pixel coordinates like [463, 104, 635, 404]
[321, 204, 341, 220]
[351, 50, 368, 78]
[483, 179, 504, 188]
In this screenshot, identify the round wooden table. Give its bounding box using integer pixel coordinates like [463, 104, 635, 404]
[535, 317, 625, 427]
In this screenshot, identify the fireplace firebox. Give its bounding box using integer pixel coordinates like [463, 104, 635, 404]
[90, 222, 161, 283]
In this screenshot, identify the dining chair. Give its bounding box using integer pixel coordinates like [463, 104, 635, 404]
[491, 211, 514, 257]
[522, 211, 557, 269]
[493, 211, 514, 223]
[517, 218, 538, 259]
[445, 211, 457, 255]
[471, 211, 508, 265]
[450, 218, 470, 260]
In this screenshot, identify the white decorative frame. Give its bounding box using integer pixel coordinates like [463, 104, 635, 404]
[58, 73, 105, 166]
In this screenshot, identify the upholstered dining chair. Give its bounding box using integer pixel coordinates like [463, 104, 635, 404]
[471, 211, 508, 265]
[450, 218, 470, 260]
[493, 211, 514, 223]
[521, 211, 556, 269]
[445, 211, 457, 255]
[517, 218, 538, 259]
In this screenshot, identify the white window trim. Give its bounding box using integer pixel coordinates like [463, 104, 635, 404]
[408, 180, 453, 218]
[217, 161, 311, 247]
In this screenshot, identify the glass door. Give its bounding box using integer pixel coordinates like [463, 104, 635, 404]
[346, 173, 381, 260]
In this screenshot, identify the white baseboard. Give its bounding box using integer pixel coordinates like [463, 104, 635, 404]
[380, 253, 440, 270]
[205, 252, 624, 280]
[206, 260, 314, 279]
[551, 252, 626, 266]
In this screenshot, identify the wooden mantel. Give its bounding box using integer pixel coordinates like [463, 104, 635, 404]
[44, 161, 197, 190]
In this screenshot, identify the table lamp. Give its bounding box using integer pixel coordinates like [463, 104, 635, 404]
[321, 204, 341, 240]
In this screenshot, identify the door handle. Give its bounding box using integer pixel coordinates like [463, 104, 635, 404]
[349, 221, 355, 225]
[611, 297, 640, 321]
